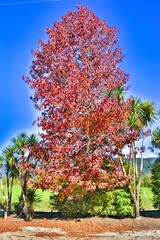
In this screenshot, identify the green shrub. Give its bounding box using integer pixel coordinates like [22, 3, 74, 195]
[50, 188, 134, 218]
[151, 158, 160, 209]
[112, 189, 134, 217]
[141, 174, 152, 187]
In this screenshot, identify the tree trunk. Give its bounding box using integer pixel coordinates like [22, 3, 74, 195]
[8, 176, 14, 211]
[18, 170, 30, 219]
[19, 171, 26, 216]
[134, 200, 140, 218]
[0, 170, 8, 218]
[128, 185, 140, 218]
[6, 170, 9, 208]
[131, 141, 136, 192]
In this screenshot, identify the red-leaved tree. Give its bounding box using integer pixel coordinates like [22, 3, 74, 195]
[24, 6, 136, 199]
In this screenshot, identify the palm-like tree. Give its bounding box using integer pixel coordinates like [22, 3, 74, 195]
[138, 100, 156, 172]
[12, 132, 28, 204]
[124, 98, 157, 218]
[0, 155, 8, 218]
[2, 145, 19, 210]
[140, 100, 157, 128]
[127, 98, 143, 129]
[0, 155, 5, 199]
[12, 132, 39, 219]
[105, 86, 127, 104]
[151, 128, 160, 154]
[1, 132, 39, 217]
[1, 132, 39, 219]
[136, 100, 156, 217]
[152, 128, 160, 147]
[115, 86, 127, 103]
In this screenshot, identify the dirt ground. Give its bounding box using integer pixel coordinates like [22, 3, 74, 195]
[0, 215, 160, 239]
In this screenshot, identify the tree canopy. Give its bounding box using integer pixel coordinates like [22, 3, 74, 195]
[24, 6, 137, 198]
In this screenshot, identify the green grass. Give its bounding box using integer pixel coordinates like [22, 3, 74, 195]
[140, 187, 154, 210]
[0, 183, 52, 211]
[34, 189, 52, 211]
[0, 181, 155, 212]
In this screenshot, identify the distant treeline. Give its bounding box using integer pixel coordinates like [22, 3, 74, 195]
[1, 158, 157, 177]
[137, 158, 156, 175]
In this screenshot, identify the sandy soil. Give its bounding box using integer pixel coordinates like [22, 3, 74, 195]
[0, 215, 160, 239]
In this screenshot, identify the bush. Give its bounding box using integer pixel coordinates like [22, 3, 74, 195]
[112, 189, 134, 217]
[50, 189, 134, 218]
[141, 174, 152, 187]
[151, 158, 160, 209]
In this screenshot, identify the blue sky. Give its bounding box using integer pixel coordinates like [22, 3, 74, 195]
[0, 0, 160, 156]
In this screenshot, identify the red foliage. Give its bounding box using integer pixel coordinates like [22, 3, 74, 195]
[24, 6, 135, 198]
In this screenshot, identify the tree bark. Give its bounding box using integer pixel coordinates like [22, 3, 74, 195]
[0, 171, 8, 218]
[134, 199, 140, 218]
[8, 176, 14, 211]
[128, 185, 140, 218]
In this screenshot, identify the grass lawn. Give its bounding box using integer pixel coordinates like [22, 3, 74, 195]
[140, 187, 154, 210]
[34, 188, 52, 211]
[0, 181, 154, 212]
[0, 183, 52, 211]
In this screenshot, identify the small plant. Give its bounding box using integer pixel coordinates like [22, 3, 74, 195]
[26, 188, 42, 220]
[14, 188, 42, 220]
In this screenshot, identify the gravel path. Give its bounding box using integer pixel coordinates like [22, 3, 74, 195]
[0, 230, 160, 240]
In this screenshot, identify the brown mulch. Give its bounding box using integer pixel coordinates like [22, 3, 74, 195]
[0, 214, 160, 238]
[34, 232, 63, 238]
